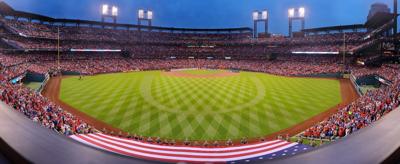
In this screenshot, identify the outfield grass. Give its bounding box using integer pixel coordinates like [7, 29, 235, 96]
[60, 70, 341, 140]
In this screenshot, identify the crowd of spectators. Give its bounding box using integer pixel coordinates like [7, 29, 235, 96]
[0, 53, 27, 67]
[303, 65, 400, 139]
[0, 63, 29, 80]
[0, 68, 93, 135]
[1, 19, 251, 44]
[351, 64, 399, 81]
[6, 54, 341, 76]
[0, 52, 345, 76]
[0, 18, 365, 55]
[0, 19, 57, 39]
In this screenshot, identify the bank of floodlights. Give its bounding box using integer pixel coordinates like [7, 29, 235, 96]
[288, 7, 306, 37]
[138, 9, 153, 31]
[101, 4, 118, 24]
[252, 10, 269, 38]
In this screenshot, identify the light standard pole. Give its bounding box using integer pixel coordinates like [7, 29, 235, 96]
[343, 33, 346, 74]
[57, 26, 60, 75]
[253, 11, 258, 38]
[252, 10, 268, 38]
[138, 9, 153, 31]
[101, 4, 118, 25]
[288, 7, 306, 37]
[394, 0, 398, 54]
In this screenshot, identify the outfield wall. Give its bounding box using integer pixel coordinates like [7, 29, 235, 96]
[299, 72, 343, 78]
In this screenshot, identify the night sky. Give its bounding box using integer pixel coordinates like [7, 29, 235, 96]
[3, 0, 395, 34]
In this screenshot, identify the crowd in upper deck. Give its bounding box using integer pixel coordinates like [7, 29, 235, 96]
[0, 18, 365, 54]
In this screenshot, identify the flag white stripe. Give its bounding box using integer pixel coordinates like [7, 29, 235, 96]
[70, 135, 105, 150]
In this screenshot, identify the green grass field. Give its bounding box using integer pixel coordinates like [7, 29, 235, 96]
[60, 70, 341, 140]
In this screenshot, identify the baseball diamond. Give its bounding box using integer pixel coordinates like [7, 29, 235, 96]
[2, 0, 400, 163]
[59, 70, 342, 140]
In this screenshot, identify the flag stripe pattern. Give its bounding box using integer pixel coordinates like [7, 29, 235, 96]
[70, 133, 303, 163]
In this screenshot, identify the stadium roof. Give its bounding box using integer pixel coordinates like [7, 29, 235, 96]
[365, 12, 395, 29]
[302, 24, 366, 34]
[302, 12, 395, 35]
[0, 1, 54, 21]
[0, 2, 252, 34]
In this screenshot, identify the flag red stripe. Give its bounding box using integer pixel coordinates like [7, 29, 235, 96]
[94, 133, 284, 153]
[83, 134, 291, 158]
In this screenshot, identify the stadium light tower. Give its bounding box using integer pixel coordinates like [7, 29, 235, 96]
[102, 4, 109, 15]
[288, 7, 306, 37]
[112, 6, 118, 17]
[138, 9, 153, 31]
[394, 0, 398, 53]
[395, 0, 398, 36]
[252, 10, 269, 38]
[101, 4, 118, 24]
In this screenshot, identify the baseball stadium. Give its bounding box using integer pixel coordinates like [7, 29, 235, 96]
[0, 0, 399, 163]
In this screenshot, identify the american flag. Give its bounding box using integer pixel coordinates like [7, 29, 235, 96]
[70, 133, 311, 163]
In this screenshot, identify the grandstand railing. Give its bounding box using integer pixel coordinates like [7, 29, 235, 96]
[0, 38, 23, 50]
[350, 74, 363, 96]
[350, 37, 382, 54]
[37, 73, 49, 93]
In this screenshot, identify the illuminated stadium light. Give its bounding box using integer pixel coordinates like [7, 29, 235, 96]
[289, 7, 305, 18]
[102, 4, 109, 15]
[253, 10, 267, 21]
[288, 8, 295, 18]
[252, 11, 259, 20]
[101, 4, 118, 24]
[138, 9, 144, 19]
[138, 9, 153, 20]
[111, 6, 118, 16]
[261, 10, 268, 20]
[138, 9, 153, 30]
[299, 7, 305, 18]
[147, 10, 153, 20]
